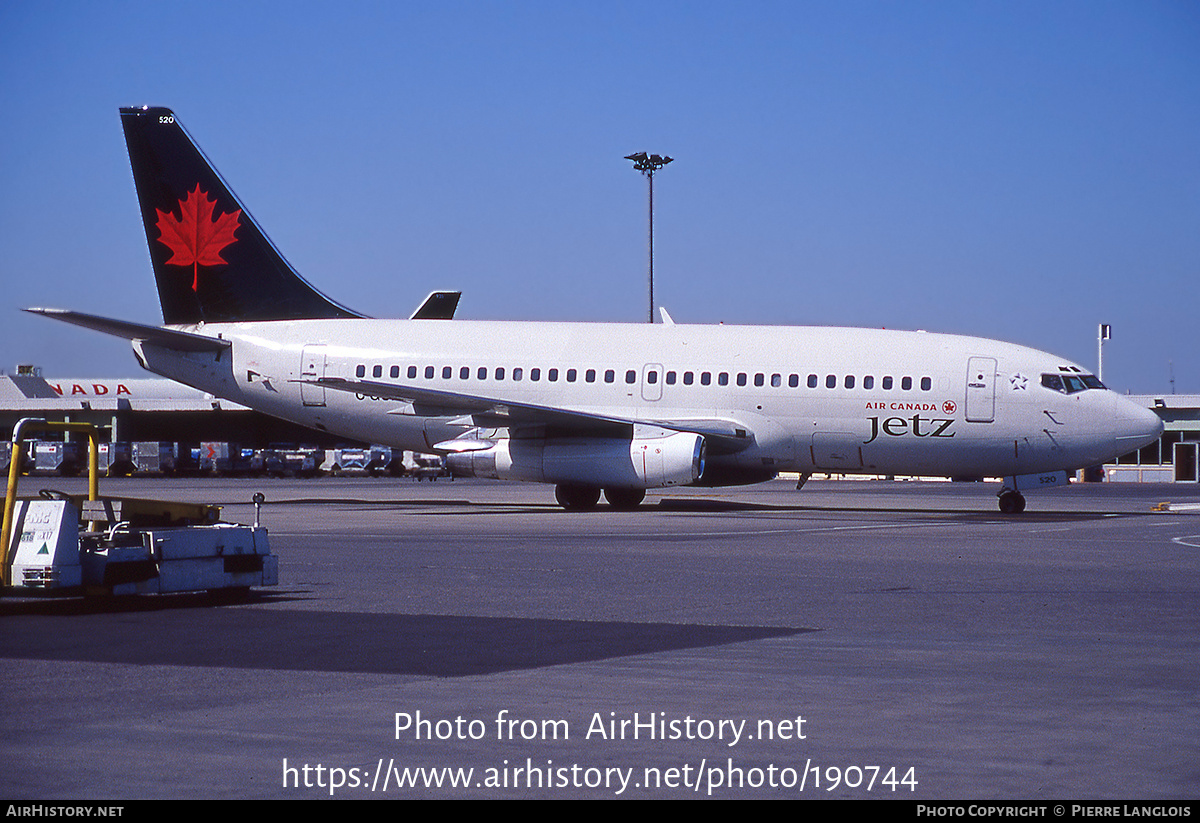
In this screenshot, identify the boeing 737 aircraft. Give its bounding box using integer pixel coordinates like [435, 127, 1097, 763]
[28, 107, 1163, 512]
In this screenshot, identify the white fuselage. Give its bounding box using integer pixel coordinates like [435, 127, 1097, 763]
[131, 318, 1163, 482]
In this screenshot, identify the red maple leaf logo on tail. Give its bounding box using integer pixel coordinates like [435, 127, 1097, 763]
[155, 184, 242, 291]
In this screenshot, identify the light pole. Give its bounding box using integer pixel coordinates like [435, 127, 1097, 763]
[1098, 323, 1111, 382]
[626, 152, 673, 323]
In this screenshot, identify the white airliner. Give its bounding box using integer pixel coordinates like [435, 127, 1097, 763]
[27, 107, 1163, 513]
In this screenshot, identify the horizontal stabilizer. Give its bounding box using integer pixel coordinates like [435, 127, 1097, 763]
[410, 291, 462, 320]
[24, 308, 230, 353]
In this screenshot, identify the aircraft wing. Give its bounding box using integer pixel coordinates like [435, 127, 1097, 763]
[25, 308, 231, 353]
[308, 376, 754, 451]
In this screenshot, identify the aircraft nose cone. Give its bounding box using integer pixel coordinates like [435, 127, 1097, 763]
[1112, 396, 1164, 454]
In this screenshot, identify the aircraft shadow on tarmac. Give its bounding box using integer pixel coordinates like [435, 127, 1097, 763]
[0, 596, 809, 677]
[652, 498, 1144, 521]
[254, 495, 1149, 523]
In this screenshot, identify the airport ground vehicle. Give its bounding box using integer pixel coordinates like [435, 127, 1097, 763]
[320, 445, 403, 476]
[2, 419, 276, 596]
[406, 451, 452, 481]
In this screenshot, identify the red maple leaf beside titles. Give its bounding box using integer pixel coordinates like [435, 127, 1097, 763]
[155, 184, 242, 291]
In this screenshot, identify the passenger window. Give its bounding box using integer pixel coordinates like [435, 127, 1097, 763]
[645, 371, 657, 384]
[585, 369, 596, 383]
[683, 372, 694, 385]
[409, 366, 418, 379]
[754, 373, 764, 387]
[549, 369, 558, 382]
[425, 366, 435, 379]
[808, 374, 818, 388]
[826, 375, 836, 389]
[513, 367, 523, 381]
[442, 366, 452, 379]
[567, 369, 577, 382]
[477, 366, 487, 380]
[737, 373, 747, 387]
[845, 375, 855, 389]
[495, 367, 505, 380]
[460, 366, 469, 379]
[901, 376, 912, 391]
[391, 365, 400, 378]
[701, 372, 711, 386]
[604, 369, 615, 383]
[788, 374, 799, 388]
[373, 365, 383, 378]
[626, 370, 636, 384]
[863, 376, 874, 389]
[921, 376, 932, 391]
[356, 364, 365, 378]
[718, 372, 728, 386]
[771, 374, 781, 388]
[665, 371, 675, 385]
[882, 376, 893, 390]
[530, 368, 540, 381]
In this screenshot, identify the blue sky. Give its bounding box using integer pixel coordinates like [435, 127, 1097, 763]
[1, 1, 1197, 393]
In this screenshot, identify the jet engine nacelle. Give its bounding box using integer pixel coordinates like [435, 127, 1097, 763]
[446, 432, 705, 489]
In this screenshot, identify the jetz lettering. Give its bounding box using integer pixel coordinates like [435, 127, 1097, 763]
[865, 415, 956, 444]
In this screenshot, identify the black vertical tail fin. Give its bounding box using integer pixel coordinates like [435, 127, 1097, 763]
[120, 106, 361, 325]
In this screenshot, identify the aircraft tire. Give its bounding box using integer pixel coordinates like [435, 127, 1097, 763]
[555, 484, 600, 511]
[998, 491, 1026, 514]
[604, 487, 646, 510]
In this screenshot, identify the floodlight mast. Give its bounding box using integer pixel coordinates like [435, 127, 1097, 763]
[1098, 323, 1111, 382]
[626, 152, 673, 323]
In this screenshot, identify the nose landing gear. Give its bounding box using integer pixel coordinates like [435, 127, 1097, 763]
[998, 490, 1026, 514]
[997, 471, 1068, 514]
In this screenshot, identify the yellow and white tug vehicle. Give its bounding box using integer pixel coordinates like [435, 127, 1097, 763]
[3, 419, 276, 596]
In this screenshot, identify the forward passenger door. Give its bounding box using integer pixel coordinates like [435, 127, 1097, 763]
[965, 357, 996, 423]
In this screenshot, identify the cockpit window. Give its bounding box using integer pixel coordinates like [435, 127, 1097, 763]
[1042, 372, 1105, 394]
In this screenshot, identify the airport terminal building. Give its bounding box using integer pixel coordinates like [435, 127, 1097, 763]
[1112, 395, 1200, 483]
[0, 367, 352, 453]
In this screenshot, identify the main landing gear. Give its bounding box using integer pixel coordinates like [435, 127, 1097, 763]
[555, 484, 600, 511]
[554, 484, 646, 511]
[604, 487, 646, 510]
